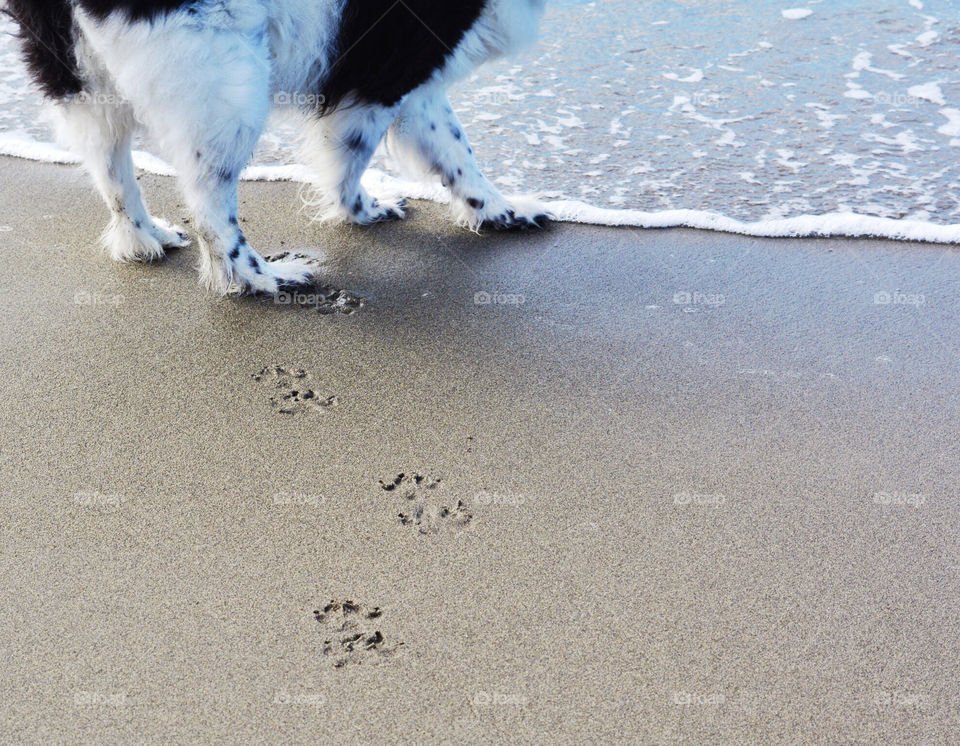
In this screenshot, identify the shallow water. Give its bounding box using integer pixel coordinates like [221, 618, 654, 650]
[2, 0, 959, 224]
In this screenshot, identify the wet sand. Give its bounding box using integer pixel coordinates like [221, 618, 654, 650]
[0, 156, 958, 743]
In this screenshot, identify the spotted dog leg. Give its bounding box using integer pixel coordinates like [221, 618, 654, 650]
[169, 132, 320, 295]
[187, 174, 318, 296]
[301, 102, 407, 224]
[387, 83, 551, 231]
[53, 78, 189, 262]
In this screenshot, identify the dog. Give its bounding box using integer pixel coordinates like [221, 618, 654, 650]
[6, 0, 549, 294]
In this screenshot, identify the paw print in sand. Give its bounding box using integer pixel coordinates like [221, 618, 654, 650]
[265, 253, 365, 315]
[379, 473, 474, 534]
[252, 365, 339, 414]
[313, 600, 402, 668]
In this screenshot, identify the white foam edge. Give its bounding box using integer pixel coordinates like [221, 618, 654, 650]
[2, 134, 958, 244]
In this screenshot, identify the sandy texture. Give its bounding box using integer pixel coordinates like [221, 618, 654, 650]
[0, 156, 958, 744]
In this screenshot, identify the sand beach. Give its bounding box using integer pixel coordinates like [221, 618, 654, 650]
[1, 156, 959, 743]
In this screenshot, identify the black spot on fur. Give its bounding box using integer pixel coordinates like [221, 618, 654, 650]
[450, 127, 462, 141]
[467, 198, 484, 210]
[4, 0, 83, 99]
[345, 131, 365, 151]
[321, 0, 487, 112]
[353, 196, 363, 214]
[228, 245, 241, 261]
[228, 216, 238, 227]
[249, 254, 262, 274]
[76, 1, 198, 22]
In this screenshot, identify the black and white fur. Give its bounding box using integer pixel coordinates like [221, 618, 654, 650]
[6, 0, 549, 295]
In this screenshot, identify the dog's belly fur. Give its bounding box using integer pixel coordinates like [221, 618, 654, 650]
[6, 0, 549, 296]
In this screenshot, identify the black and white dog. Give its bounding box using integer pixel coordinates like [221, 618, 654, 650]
[7, 0, 548, 294]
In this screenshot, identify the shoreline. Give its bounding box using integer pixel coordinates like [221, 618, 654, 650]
[1, 134, 960, 242]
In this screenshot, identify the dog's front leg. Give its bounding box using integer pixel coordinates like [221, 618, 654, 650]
[181, 168, 319, 296]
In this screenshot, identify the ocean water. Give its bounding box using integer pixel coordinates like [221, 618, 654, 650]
[1, 0, 960, 234]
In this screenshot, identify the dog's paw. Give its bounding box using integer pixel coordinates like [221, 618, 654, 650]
[349, 194, 407, 225]
[236, 257, 317, 296]
[454, 195, 551, 232]
[150, 217, 191, 250]
[204, 247, 322, 297]
[486, 207, 551, 231]
[261, 253, 321, 295]
[309, 188, 407, 226]
[102, 215, 166, 263]
[102, 215, 191, 263]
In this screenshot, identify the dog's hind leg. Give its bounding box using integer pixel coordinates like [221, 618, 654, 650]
[7, 0, 186, 261]
[300, 103, 407, 224]
[387, 84, 550, 231]
[75, 11, 318, 295]
[54, 83, 190, 262]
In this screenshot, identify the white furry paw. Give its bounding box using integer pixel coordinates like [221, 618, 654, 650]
[347, 194, 407, 225]
[454, 195, 552, 232]
[234, 253, 320, 296]
[309, 188, 407, 225]
[102, 215, 165, 262]
[149, 217, 191, 250]
[200, 243, 322, 297]
[263, 252, 323, 293]
[102, 215, 190, 263]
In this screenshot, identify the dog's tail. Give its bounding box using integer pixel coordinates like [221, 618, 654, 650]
[3, 0, 83, 99]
